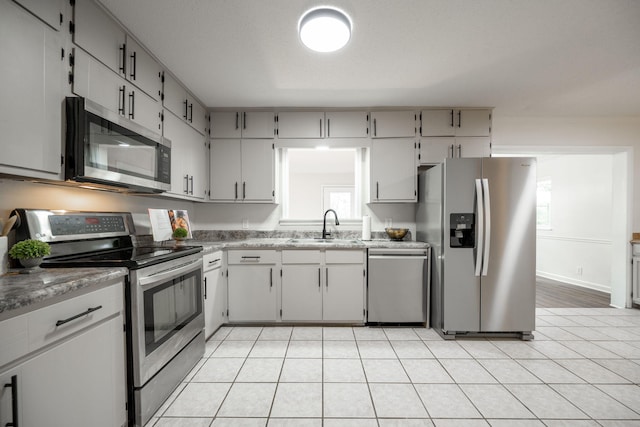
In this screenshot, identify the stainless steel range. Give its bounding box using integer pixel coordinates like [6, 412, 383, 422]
[12, 209, 205, 427]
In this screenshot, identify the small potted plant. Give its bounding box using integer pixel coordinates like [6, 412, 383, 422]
[9, 239, 51, 271]
[172, 227, 188, 245]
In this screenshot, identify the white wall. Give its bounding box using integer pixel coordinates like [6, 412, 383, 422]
[535, 155, 613, 292]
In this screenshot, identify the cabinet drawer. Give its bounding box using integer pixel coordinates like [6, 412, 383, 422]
[203, 251, 223, 271]
[633, 244, 640, 256]
[326, 250, 364, 264]
[227, 250, 279, 264]
[282, 250, 322, 264]
[0, 315, 28, 368]
[28, 281, 123, 351]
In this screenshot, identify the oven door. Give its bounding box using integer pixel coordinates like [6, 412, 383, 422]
[130, 253, 203, 387]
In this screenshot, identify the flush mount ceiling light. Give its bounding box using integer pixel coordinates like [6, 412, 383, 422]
[299, 7, 352, 53]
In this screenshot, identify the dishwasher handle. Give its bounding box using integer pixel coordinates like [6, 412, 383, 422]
[368, 255, 428, 260]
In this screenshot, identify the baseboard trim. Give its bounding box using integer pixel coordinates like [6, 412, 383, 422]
[536, 271, 611, 294]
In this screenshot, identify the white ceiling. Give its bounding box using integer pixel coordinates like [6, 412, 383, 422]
[98, 0, 640, 116]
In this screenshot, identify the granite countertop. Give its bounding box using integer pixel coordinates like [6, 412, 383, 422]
[0, 267, 128, 319]
[181, 238, 429, 253]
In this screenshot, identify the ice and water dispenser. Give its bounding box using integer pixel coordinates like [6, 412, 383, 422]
[450, 213, 475, 248]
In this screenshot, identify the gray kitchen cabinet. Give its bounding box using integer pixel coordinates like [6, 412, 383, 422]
[633, 244, 640, 305]
[163, 72, 208, 135]
[203, 251, 225, 338]
[418, 136, 491, 165]
[210, 111, 275, 139]
[163, 110, 207, 200]
[370, 111, 416, 138]
[14, 0, 64, 30]
[281, 250, 323, 321]
[323, 250, 366, 322]
[73, 0, 126, 77]
[227, 250, 278, 322]
[370, 138, 417, 202]
[0, 0, 63, 179]
[280, 250, 365, 323]
[126, 36, 163, 101]
[277, 111, 325, 138]
[209, 139, 275, 203]
[73, 49, 162, 133]
[420, 109, 491, 137]
[325, 111, 369, 138]
[0, 279, 126, 427]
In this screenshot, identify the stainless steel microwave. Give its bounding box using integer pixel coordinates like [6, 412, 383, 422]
[65, 97, 171, 193]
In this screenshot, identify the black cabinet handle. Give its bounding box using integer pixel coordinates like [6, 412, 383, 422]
[55, 305, 102, 327]
[118, 86, 125, 115]
[4, 375, 18, 427]
[184, 175, 189, 194]
[130, 51, 136, 80]
[450, 109, 454, 128]
[270, 268, 273, 288]
[326, 268, 329, 288]
[458, 110, 461, 128]
[243, 182, 246, 200]
[119, 45, 125, 74]
[128, 91, 135, 120]
[373, 118, 377, 136]
[235, 112, 239, 130]
[189, 176, 194, 195]
[183, 100, 188, 119]
[188, 104, 194, 123]
[204, 277, 207, 299]
[376, 182, 379, 199]
[318, 268, 321, 288]
[243, 112, 247, 130]
[457, 144, 462, 157]
[235, 182, 238, 200]
[327, 118, 330, 137]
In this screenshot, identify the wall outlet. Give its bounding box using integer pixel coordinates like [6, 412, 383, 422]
[576, 266, 583, 276]
[242, 219, 249, 229]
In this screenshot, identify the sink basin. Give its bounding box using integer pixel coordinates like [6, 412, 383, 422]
[287, 238, 361, 244]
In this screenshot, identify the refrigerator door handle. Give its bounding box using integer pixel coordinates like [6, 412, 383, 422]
[474, 179, 484, 277]
[481, 178, 491, 276]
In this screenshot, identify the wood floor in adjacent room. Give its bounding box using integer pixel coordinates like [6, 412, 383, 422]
[536, 276, 610, 308]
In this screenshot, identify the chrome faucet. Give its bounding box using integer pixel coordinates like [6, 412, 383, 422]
[322, 209, 340, 239]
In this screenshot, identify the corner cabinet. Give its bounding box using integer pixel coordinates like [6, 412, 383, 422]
[163, 73, 208, 135]
[209, 139, 275, 203]
[227, 250, 278, 323]
[370, 138, 417, 202]
[0, 0, 63, 178]
[0, 279, 126, 427]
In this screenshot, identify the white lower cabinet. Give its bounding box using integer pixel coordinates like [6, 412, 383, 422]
[203, 251, 225, 338]
[227, 250, 278, 322]
[281, 249, 365, 323]
[0, 279, 126, 427]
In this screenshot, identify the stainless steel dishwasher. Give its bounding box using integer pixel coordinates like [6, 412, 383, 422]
[367, 247, 431, 325]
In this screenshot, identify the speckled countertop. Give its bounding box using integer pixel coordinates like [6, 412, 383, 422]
[0, 267, 127, 319]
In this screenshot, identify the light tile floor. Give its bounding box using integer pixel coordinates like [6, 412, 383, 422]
[148, 307, 640, 427]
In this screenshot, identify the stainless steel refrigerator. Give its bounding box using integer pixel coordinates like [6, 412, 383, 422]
[417, 157, 536, 340]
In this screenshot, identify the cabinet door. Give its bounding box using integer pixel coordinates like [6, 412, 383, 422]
[163, 73, 188, 120]
[0, 367, 22, 427]
[421, 109, 455, 137]
[210, 139, 242, 201]
[73, 49, 125, 116]
[456, 137, 491, 158]
[187, 129, 207, 199]
[323, 264, 365, 322]
[370, 139, 417, 202]
[228, 265, 277, 322]
[243, 112, 276, 138]
[241, 139, 274, 202]
[277, 111, 325, 138]
[129, 87, 162, 134]
[15, 0, 64, 30]
[325, 111, 369, 138]
[204, 268, 225, 338]
[163, 111, 189, 195]
[456, 110, 491, 137]
[419, 137, 454, 165]
[281, 265, 322, 321]
[20, 316, 126, 427]
[126, 36, 162, 101]
[189, 100, 208, 135]
[73, 0, 126, 76]
[0, 1, 62, 176]
[211, 112, 242, 138]
[370, 111, 415, 138]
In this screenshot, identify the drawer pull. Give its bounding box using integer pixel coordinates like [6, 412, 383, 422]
[240, 256, 260, 262]
[4, 375, 18, 427]
[55, 305, 103, 327]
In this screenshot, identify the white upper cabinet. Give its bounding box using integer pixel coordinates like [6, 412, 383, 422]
[277, 111, 325, 138]
[370, 111, 416, 138]
[210, 111, 275, 139]
[125, 36, 162, 101]
[325, 111, 369, 138]
[14, 0, 64, 30]
[0, 0, 63, 178]
[370, 138, 417, 202]
[163, 73, 207, 135]
[421, 109, 491, 137]
[73, 0, 126, 77]
[418, 136, 491, 165]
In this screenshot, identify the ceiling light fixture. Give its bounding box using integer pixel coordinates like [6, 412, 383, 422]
[299, 7, 352, 53]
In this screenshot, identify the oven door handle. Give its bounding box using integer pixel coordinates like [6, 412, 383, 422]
[138, 260, 201, 287]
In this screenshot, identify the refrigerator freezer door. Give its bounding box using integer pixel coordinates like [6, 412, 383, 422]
[442, 158, 482, 333]
[480, 157, 536, 332]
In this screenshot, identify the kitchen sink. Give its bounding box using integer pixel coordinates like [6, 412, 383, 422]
[287, 238, 361, 244]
